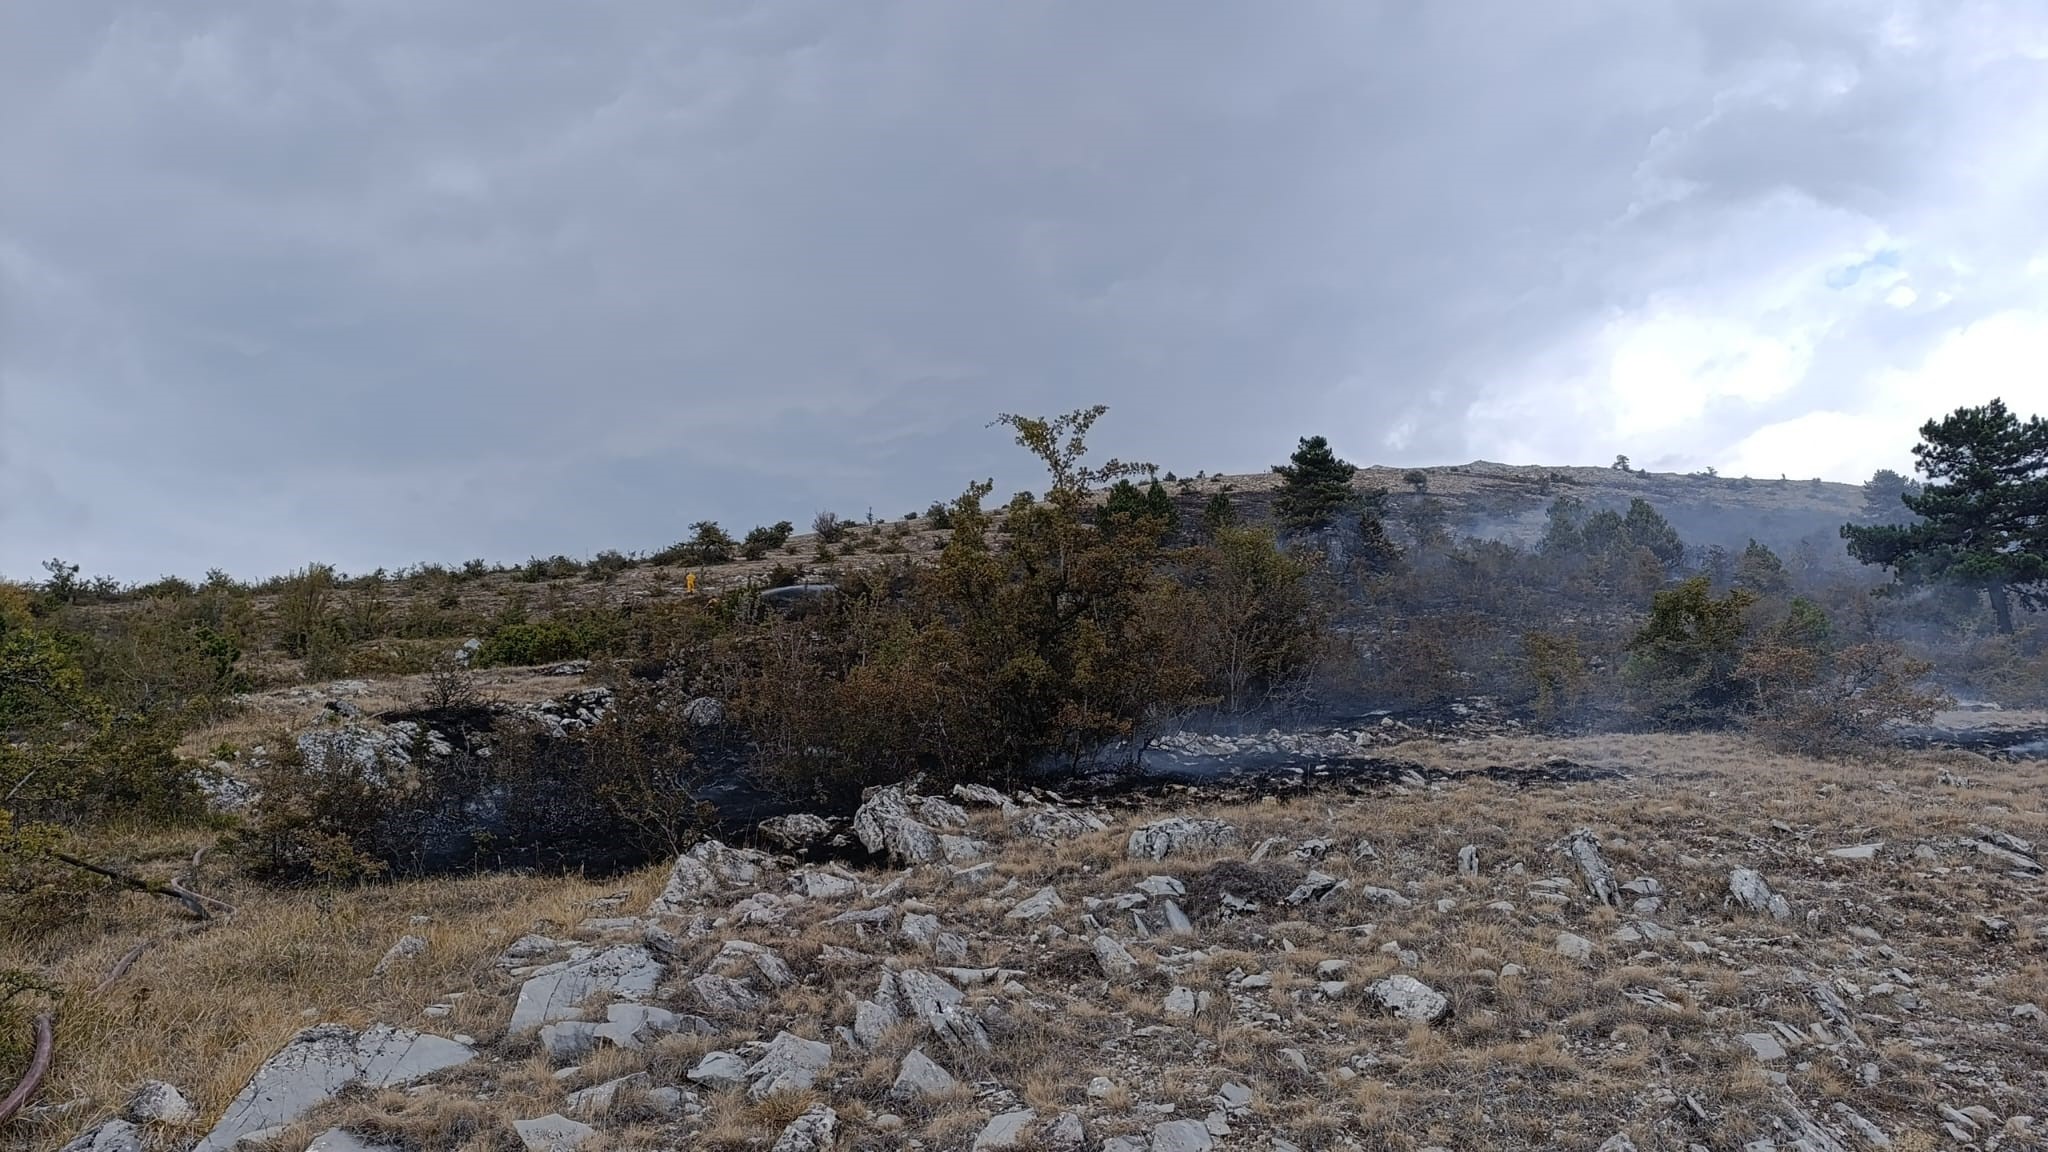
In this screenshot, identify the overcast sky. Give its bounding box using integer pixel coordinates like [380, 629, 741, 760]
[5, 2, 2048, 581]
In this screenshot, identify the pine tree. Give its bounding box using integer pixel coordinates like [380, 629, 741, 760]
[1271, 436, 1357, 532]
[1859, 468, 1922, 525]
[1843, 399, 2048, 633]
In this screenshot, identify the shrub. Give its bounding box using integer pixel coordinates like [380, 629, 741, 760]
[812, 511, 848, 543]
[742, 521, 796, 560]
[1624, 576, 1757, 725]
[1741, 642, 1947, 756]
[1403, 469, 1428, 492]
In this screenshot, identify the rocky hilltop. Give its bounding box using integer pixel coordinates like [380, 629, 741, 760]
[41, 730, 2045, 1152]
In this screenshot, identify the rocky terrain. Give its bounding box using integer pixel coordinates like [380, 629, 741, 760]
[26, 726, 2045, 1152]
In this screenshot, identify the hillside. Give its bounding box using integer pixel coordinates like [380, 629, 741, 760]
[18, 733, 2044, 1152]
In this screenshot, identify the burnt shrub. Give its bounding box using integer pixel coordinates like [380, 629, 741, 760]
[233, 677, 718, 881]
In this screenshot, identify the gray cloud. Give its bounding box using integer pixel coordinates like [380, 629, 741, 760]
[5, 1, 2047, 580]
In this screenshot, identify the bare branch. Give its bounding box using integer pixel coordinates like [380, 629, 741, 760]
[0, 1013, 53, 1127]
[92, 943, 149, 995]
[49, 852, 236, 920]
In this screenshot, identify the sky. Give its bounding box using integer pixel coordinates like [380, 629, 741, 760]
[5, 1, 2048, 582]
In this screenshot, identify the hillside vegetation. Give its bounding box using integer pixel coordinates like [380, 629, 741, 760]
[4, 400, 2048, 1151]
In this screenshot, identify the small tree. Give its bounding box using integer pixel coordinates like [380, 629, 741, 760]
[1732, 539, 1790, 597]
[1271, 436, 1357, 532]
[812, 511, 848, 544]
[1843, 399, 2048, 633]
[742, 521, 796, 560]
[1620, 498, 1686, 569]
[1624, 576, 1757, 725]
[688, 521, 737, 564]
[1612, 455, 1631, 473]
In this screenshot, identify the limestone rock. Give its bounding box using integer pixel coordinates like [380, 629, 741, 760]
[125, 1080, 196, 1124]
[1006, 887, 1064, 921]
[305, 1129, 400, 1152]
[60, 1121, 143, 1152]
[1564, 829, 1620, 907]
[691, 973, 762, 1015]
[853, 782, 945, 864]
[974, 1110, 1037, 1150]
[770, 1105, 838, 1152]
[792, 870, 860, 900]
[1151, 1119, 1216, 1152]
[687, 1050, 750, 1092]
[890, 1048, 957, 1100]
[565, 1073, 649, 1117]
[1728, 868, 1791, 920]
[192, 1025, 475, 1152]
[1555, 931, 1594, 962]
[760, 813, 839, 852]
[508, 945, 663, 1034]
[372, 934, 428, 976]
[1092, 934, 1139, 979]
[648, 840, 771, 915]
[1127, 818, 1242, 861]
[513, 1114, 596, 1151]
[1367, 975, 1450, 1024]
[749, 1031, 832, 1099]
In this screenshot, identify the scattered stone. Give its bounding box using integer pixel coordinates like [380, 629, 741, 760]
[1093, 934, 1139, 979]
[1151, 1118, 1216, 1152]
[792, 870, 860, 900]
[65, 1121, 148, 1152]
[853, 781, 946, 864]
[1555, 931, 1594, 962]
[1286, 870, 1344, 905]
[691, 973, 762, 1015]
[770, 1105, 838, 1152]
[564, 1073, 649, 1117]
[760, 813, 838, 852]
[1564, 829, 1621, 906]
[192, 1025, 475, 1152]
[1163, 986, 1198, 1019]
[891, 1048, 958, 1100]
[687, 1051, 751, 1092]
[1127, 817, 1243, 861]
[974, 1110, 1037, 1150]
[1458, 845, 1480, 876]
[1006, 887, 1064, 921]
[508, 945, 663, 1034]
[1740, 1033, 1788, 1062]
[647, 839, 770, 915]
[1367, 975, 1450, 1024]
[749, 1031, 832, 1099]
[1044, 1111, 1086, 1150]
[305, 1130, 399, 1152]
[1727, 868, 1791, 921]
[520, 1106, 598, 1139]
[371, 934, 428, 976]
[1827, 843, 1883, 861]
[125, 1080, 195, 1125]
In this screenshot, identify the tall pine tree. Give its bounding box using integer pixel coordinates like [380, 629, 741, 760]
[1271, 436, 1357, 532]
[1843, 399, 2048, 633]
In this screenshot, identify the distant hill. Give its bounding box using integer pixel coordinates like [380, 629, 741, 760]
[1178, 461, 1867, 565]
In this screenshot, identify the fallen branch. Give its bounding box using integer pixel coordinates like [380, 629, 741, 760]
[92, 943, 150, 995]
[0, 1013, 53, 1127]
[49, 852, 236, 919]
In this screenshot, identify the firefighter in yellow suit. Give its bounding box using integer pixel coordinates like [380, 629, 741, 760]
[686, 572, 698, 593]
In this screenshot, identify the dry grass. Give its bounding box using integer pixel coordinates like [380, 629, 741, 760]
[8, 731, 2044, 1152]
